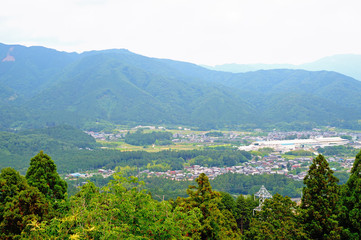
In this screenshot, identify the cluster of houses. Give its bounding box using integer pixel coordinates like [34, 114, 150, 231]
[85, 131, 124, 141]
[65, 169, 115, 180]
[140, 156, 309, 181]
[65, 153, 355, 184]
[140, 153, 356, 182]
[172, 131, 242, 143]
[86, 128, 243, 144]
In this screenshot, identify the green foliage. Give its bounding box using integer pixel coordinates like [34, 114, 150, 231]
[251, 147, 274, 157]
[235, 195, 258, 234]
[0, 126, 98, 173]
[146, 161, 171, 172]
[2, 186, 51, 238]
[20, 125, 98, 149]
[188, 149, 251, 167]
[114, 165, 138, 177]
[246, 193, 308, 239]
[0, 168, 51, 239]
[0, 125, 96, 156]
[1, 147, 251, 175]
[124, 129, 173, 146]
[211, 173, 303, 198]
[139, 176, 190, 200]
[25, 174, 202, 239]
[219, 192, 236, 214]
[139, 172, 304, 203]
[285, 149, 315, 156]
[318, 145, 359, 156]
[340, 150, 361, 239]
[26, 151, 67, 203]
[300, 154, 342, 239]
[2, 43, 361, 130]
[0, 167, 29, 237]
[0, 168, 28, 204]
[4, 149, 361, 239]
[176, 173, 240, 239]
[83, 120, 116, 132]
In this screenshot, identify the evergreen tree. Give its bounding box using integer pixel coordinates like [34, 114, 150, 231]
[2, 186, 50, 238]
[300, 154, 342, 239]
[0, 168, 28, 207]
[0, 168, 29, 237]
[25, 151, 67, 201]
[246, 193, 308, 240]
[219, 191, 236, 214]
[0, 168, 50, 239]
[235, 194, 258, 234]
[340, 150, 361, 239]
[177, 173, 240, 239]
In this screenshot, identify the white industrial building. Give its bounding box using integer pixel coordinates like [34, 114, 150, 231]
[239, 137, 348, 152]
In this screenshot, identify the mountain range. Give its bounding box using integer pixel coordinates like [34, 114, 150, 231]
[204, 54, 361, 81]
[1, 43, 361, 131]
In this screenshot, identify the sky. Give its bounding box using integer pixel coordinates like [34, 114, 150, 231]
[1, 0, 361, 65]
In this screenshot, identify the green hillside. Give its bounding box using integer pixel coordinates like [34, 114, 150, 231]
[1, 43, 361, 130]
[0, 125, 97, 173]
[0, 43, 79, 99]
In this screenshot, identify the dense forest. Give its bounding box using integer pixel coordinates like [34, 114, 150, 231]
[124, 129, 173, 146]
[0, 125, 98, 173]
[2, 150, 361, 239]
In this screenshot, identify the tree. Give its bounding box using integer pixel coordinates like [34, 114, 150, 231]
[177, 173, 240, 239]
[0, 168, 29, 238]
[340, 150, 361, 239]
[25, 151, 67, 202]
[235, 194, 258, 234]
[24, 174, 201, 239]
[0, 168, 28, 206]
[219, 191, 236, 214]
[246, 193, 308, 240]
[300, 154, 342, 239]
[2, 186, 50, 238]
[0, 168, 50, 239]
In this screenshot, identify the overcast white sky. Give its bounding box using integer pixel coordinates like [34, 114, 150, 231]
[1, 0, 361, 65]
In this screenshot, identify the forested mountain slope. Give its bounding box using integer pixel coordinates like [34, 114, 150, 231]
[1, 43, 361, 130]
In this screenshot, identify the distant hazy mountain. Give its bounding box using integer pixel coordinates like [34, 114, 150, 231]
[300, 54, 361, 81]
[1, 43, 361, 130]
[204, 54, 361, 81]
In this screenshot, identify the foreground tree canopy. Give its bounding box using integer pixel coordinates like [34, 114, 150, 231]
[300, 154, 342, 239]
[340, 151, 361, 239]
[26, 151, 67, 202]
[1, 151, 361, 239]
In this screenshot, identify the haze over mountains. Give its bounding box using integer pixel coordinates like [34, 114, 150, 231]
[204, 54, 361, 81]
[1, 43, 361, 131]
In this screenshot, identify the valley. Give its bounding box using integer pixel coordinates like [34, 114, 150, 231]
[0, 43, 361, 239]
[2, 0, 361, 237]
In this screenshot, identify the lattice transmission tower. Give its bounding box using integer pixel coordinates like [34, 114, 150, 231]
[253, 185, 272, 214]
